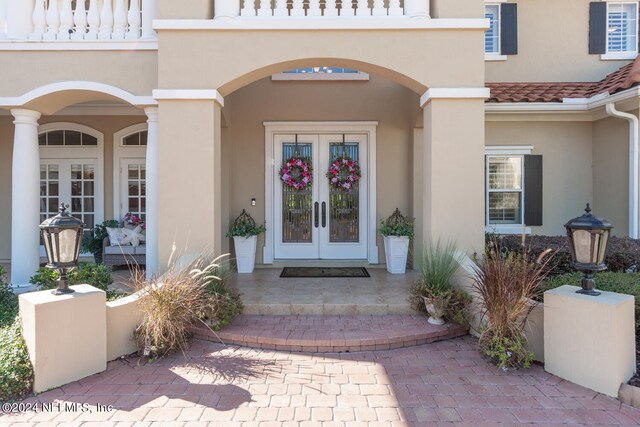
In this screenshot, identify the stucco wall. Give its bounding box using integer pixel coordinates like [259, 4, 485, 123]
[0, 114, 146, 261]
[485, 0, 634, 83]
[223, 75, 421, 263]
[593, 113, 637, 237]
[485, 120, 593, 236]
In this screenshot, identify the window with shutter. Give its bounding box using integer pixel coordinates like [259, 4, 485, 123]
[591, 1, 639, 59]
[485, 2, 517, 60]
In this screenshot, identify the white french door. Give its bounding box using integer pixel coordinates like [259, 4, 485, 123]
[273, 133, 368, 260]
[119, 158, 146, 222]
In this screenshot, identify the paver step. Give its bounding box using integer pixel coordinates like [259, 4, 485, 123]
[191, 314, 469, 353]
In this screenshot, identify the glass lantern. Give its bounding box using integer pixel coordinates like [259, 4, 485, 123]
[564, 204, 613, 296]
[39, 203, 84, 295]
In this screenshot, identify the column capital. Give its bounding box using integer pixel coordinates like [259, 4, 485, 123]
[11, 108, 41, 125]
[152, 89, 225, 107]
[144, 106, 159, 122]
[420, 88, 490, 107]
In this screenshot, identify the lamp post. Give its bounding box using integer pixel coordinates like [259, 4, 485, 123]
[564, 204, 613, 296]
[39, 203, 84, 295]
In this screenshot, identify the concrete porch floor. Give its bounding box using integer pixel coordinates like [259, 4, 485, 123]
[229, 267, 416, 315]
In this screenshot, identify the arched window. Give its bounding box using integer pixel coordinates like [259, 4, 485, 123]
[114, 124, 147, 223]
[38, 123, 104, 233]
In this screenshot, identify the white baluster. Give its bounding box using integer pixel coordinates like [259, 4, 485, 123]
[58, 0, 73, 39]
[0, 0, 7, 39]
[257, 0, 270, 17]
[72, 0, 88, 40]
[324, 0, 338, 16]
[355, 0, 369, 16]
[126, 0, 141, 39]
[112, 0, 126, 39]
[341, 0, 354, 17]
[291, 0, 304, 17]
[44, 0, 61, 40]
[240, 0, 256, 17]
[273, 0, 287, 17]
[30, 0, 47, 40]
[388, 0, 402, 16]
[308, 0, 321, 17]
[99, 0, 114, 39]
[86, 0, 99, 39]
[372, 0, 385, 16]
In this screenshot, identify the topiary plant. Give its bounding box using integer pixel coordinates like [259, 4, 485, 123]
[81, 219, 119, 263]
[379, 208, 414, 239]
[226, 210, 266, 238]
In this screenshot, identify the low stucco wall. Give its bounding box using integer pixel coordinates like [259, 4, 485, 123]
[106, 292, 143, 361]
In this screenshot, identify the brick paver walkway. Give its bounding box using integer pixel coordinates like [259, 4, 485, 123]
[1, 336, 639, 426]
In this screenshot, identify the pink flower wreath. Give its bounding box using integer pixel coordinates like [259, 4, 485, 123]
[280, 156, 313, 190]
[326, 156, 362, 192]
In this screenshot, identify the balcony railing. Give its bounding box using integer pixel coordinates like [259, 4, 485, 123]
[215, 0, 430, 19]
[0, 0, 156, 42]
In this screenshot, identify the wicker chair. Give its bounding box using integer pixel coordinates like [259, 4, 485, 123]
[102, 237, 146, 267]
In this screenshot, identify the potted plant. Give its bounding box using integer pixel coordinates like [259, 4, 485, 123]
[379, 208, 414, 274]
[413, 240, 467, 325]
[81, 219, 119, 264]
[226, 210, 266, 273]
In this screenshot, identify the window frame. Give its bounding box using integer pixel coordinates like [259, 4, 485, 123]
[602, 1, 639, 60]
[484, 146, 532, 235]
[484, 1, 507, 61]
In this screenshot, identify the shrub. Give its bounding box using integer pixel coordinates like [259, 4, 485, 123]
[541, 272, 640, 333]
[133, 255, 225, 359]
[409, 240, 471, 325]
[472, 240, 552, 370]
[81, 219, 120, 260]
[201, 262, 243, 330]
[0, 319, 34, 402]
[379, 208, 414, 238]
[491, 235, 640, 275]
[30, 263, 113, 291]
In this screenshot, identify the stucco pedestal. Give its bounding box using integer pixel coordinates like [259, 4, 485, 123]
[544, 285, 636, 397]
[19, 284, 107, 393]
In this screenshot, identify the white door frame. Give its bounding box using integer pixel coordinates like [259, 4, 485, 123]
[113, 123, 148, 219]
[264, 121, 378, 264]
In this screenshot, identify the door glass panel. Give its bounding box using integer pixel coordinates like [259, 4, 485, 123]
[282, 142, 313, 243]
[329, 142, 360, 243]
[70, 163, 96, 236]
[126, 163, 146, 223]
[40, 164, 60, 243]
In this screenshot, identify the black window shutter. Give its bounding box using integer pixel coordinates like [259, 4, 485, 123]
[500, 3, 518, 55]
[589, 2, 607, 54]
[524, 155, 543, 227]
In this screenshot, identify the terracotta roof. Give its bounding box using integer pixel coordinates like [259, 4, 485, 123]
[487, 56, 640, 103]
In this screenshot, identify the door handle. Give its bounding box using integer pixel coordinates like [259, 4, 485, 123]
[314, 202, 319, 228]
[321, 202, 327, 228]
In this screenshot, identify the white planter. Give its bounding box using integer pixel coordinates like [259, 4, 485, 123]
[383, 236, 410, 274]
[214, 0, 240, 19]
[233, 235, 257, 273]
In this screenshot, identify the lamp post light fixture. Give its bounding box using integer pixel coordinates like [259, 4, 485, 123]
[39, 203, 84, 295]
[564, 204, 613, 296]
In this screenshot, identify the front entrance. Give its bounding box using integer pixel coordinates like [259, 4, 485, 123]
[264, 122, 378, 263]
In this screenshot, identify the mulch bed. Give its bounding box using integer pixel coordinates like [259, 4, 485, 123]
[630, 334, 640, 387]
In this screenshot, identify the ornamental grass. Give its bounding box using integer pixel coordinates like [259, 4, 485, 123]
[133, 253, 228, 359]
[472, 237, 552, 370]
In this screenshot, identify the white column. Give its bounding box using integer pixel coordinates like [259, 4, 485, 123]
[7, 0, 35, 39]
[10, 109, 41, 288]
[141, 0, 156, 39]
[144, 107, 159, 278]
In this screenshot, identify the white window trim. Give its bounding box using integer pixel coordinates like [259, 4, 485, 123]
[38, 122, 105, 257]
[484, 146, 532, 235]
[113, 123, 148, 221]
[602, 1, 639, 60]
[484, 3, 502, 57]
[271, 71, 370, 81]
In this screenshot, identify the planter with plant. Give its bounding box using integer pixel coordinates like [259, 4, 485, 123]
[472, 239, 552, 371]
[409, 240, 470, 325]
[379, 208, 414, 274]
[81, 219, 119, 264]
[226, 210, 266, 273]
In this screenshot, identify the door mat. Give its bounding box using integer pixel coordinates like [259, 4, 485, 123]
[280, 267, 370, 278]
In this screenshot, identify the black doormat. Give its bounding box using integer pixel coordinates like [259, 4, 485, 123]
[280, 267, 370, 278]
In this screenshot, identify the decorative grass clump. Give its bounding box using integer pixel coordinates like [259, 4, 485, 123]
[0, 267, 33, 402]
[472, 240, 552, 370]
